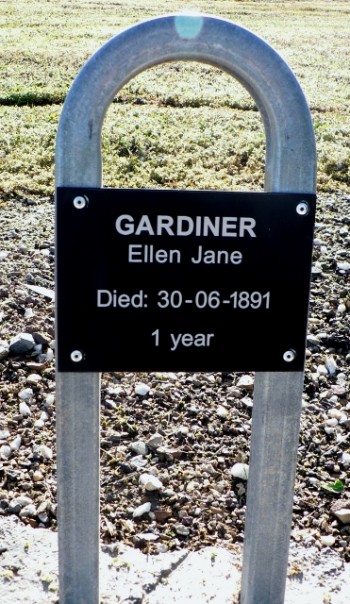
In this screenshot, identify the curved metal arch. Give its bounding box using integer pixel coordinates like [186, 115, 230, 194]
[56, 14, 316, 193]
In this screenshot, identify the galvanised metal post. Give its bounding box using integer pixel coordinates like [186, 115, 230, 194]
[55, 14, 316, 604]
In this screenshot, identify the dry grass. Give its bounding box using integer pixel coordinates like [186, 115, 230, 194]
[0, 0, 349, 198]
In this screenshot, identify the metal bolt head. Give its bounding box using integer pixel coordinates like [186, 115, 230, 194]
[283, 349, 296, 363]
[70, 350, 83, 363]
[296, 201, 309, 216]
[73, 195, 88, 209]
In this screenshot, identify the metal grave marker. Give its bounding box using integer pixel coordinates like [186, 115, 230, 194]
[55, 13, 316, 604]
[56, 188, 315, 372]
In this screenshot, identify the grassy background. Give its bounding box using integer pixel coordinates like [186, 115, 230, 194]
[0, 0, 349, 198]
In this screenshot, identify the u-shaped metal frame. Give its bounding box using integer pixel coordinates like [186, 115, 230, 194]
[56, 14, 316, 604]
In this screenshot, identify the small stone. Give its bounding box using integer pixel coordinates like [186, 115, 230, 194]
[331, 385, 347, 397]
[328, 409, 342, 420]
[341, 452, 350, 465]
[44, 394, 55, 408]
[0, 341, 9, 360]
[0, 445, 12, 460]
[104, 399, 117, 410]
[18, 388, 34, 401]
[337, 303, 347, 314]
[139, 473, 163, 491]
[186, 480, 200, 493]
[9, 333, 35, 355]
[242, 396, 254, 408]
[226, 386, 243, 398]
[320, 535, 335, 547]
[130, 441, 148, 456]
[135, 383, 150, 396]
[324, 418, 338, 427]
[325, 356, 337, 375]
[154, 509, 172, 523]
[34, 419, 45, 429]
[0, 428, 10, 440]
[32, 331, 52, 346]
[157, 446, 181, 461]
[129, 456, 148, 470]
[133, 502, 151, 518]
[175, 524, 190, 537]
[317, 365, 328, 376]
[333, 508, 350, 524]
[19, 402, 31, 417]
[337, 261, 350, 271]
[177, 426, 189, 437]
[237, 375, 254, 391]
[8, 496, 32, 514]
[37, 445, 53, 460]
[26, 373, 42, 384]
[24, 307, 34, 319]
[230, 463, 249, 480]
[10, 436, 22, 450]
[216, 405, 229, 419]
[146, 433, 164, 450]
[33, 470, 44, 482]
[19, 503, 37, 518]
[136, 532, 159, 542]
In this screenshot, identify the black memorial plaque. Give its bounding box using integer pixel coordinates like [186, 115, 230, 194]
[56, 188, 316, 372]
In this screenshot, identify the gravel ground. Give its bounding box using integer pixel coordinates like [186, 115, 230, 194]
[0, 192, 350, 569]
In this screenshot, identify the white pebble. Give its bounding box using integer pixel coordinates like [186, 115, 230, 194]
[18, 387, 33, 401]
[33, 470, 44, 482]
[336, 373, 347, 386]
[19, 401, 31, 416]
[237, 375, 254, 390]
[186, 480, 200, 493]
[130, 456, 148, 470]
[44, 394, 55, 408]
[133, 502, 151, 518]
[24, 307, 34, 319]
[341, 452, 350, 465]
[139, 473, 163, 491]
[230, 463, 249, 480]
[135, 383, 150, 396]
[325, 356, 337, 375]
[146, 433, 164, 449]
[10, 436, 22, 450]
[177, 426, 189, 437]
[136, 532, 159, 542]
[334, 509, 350, 524]
[327, 409, 342, 420]
[34, 419, 45, 429]
[0, 445, 12, 460]
[337, 261, 350, 271]
[325, 418, 338, 427]
[337, 303, 346, 314]
[320, 535, 335, 547]
[130, 441, 148, 456]
[175, 524, 190, 537]
[317, 365, 328, 376]
[27, 373, 42, 384]
[45, 348, 54, 361]
[19, 504, 37, 518]
[216, 405, 229, 419]
[38, 444, 53, 460]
